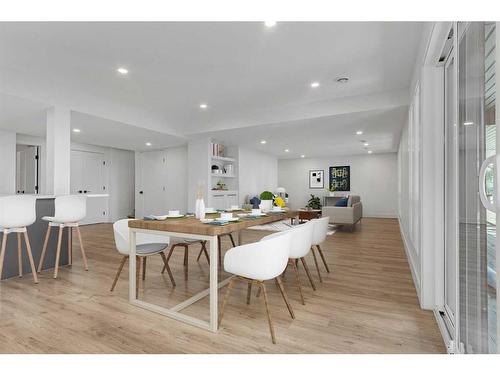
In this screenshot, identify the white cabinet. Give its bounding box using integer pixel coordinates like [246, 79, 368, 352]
[210, 191, 238, 210]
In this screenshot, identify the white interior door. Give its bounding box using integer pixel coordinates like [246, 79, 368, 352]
[140, 151, 168, 215]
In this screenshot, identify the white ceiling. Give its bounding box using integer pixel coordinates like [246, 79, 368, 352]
[0, 22, 423, 157]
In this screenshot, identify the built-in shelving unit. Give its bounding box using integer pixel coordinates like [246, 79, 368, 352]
[187, 138, 239, 211]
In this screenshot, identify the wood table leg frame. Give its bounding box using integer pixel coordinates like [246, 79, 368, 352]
[129, 228, 224, 332]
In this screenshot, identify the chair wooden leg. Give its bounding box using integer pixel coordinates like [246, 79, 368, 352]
[300, 257, 316, 291]
[110, 256, 127, 291]
[76, 226, 89, 271]
[68, 227, 72, 266]
[17, 232, 23, 277]
[310, 246, 323, 283]
[37, 225, 51, 272]
[184, 244, 189, 279]
[275, 276, 295, 319]
[53, 226, 63, 279]
[218, 236, 222, 268]
[260, 282, 276, 344]
[162, 244, 177, 273]
[256, 285, 262, 298]
[142, 256, 147, 281]
[136, 256, 140, 298]
[202, 241, 210, 264]
[291, 259, 305, 305]
[160, 251, 176, 286]
[316, 245, 330, 273]
[0, 232, 8, 280]
[228, 233, 236, 247]
[246, 281, 252, 305]
[183, 245, 188, 266]
[196, 248, 203, 261]
[23, 232, 38, 284]
[218, 277, 235, 326]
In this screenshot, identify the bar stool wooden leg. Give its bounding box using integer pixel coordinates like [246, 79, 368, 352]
[310, 246, 323, 283]
[136, 256, 140, 298]
[142, 256, 147, 281]
[68, 227, 72, 266]
[316, 245, 330, 273]
[0, 232, 8, 280]
[23, 231, 38, 284]
[76, 226, 88, 271]
[260, 282, 276, 344]
[53, 225, 63, 279]
[291, 259, 305, 305]
[37, 225, 51, 272]
[300, 257, 316, 290]
[110, 255, 128, 291]
[218, 277, 235, 326]
[159, 251, 176, 286]
[17, 232, 23, 277]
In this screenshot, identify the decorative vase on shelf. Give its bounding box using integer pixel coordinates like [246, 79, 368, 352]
[195, 183, 206, 220]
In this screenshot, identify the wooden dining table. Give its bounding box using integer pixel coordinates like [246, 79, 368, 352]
[128, 210, 298, 332]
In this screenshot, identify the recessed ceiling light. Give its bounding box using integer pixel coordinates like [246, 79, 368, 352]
[117, 67, 128, 75]
[368, 150, 373, 154]
[363, 142, 369, 147]
[284, 149, 289, 152]
[73, 129, 81, 133]
[310, 81, 320, 88]
[199, 103, 208, 109]
[260, 140, 267, 144]
[264, 21, 277, 28]
[300, 155, 305, 158]
[336, 77, 349, 83]
[145, 142, 152, 146]
[464, 121, 474, 126]
[356, 130, 363, 135]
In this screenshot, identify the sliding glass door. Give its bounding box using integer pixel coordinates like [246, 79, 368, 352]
[444, 22, 497, 354]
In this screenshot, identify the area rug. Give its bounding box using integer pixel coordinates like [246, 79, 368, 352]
[248, 220, 337, 235]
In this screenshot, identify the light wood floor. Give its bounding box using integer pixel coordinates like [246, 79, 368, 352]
[0, 218, 445, 353]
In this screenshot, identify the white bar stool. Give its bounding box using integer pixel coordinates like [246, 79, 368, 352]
[0, 196, 39, 283]
[38, 195, 88, 278]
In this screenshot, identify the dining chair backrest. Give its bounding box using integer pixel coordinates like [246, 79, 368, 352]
[0, 195, 36, 229]
[311, 216, 329, 246]
[113, 219, 170, 255]
[224, 230, 292, 280]
[53, 195, 87, 223]
[260, 222, 314, 259]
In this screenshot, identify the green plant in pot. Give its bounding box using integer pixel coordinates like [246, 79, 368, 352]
[306, 194, 321, 210]
[259, 191, 274, 212]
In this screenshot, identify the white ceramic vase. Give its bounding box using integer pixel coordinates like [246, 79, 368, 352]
[195, 198, 206, 220]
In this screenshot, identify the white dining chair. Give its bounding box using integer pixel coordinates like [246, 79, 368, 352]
[219, 230, 294, 344]
[111, 219, 175, 297]
[310, 216, 331, 282]
[38, 195, 88, 278]
[261, 221, 316, 305]
[0, 196, 38, 283]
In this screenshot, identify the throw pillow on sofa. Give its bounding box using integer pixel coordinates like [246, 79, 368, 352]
[335, 197, 349, 207]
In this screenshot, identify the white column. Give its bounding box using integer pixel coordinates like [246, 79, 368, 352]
[46, 107, 71, 195]
[0, 130, 16, 194]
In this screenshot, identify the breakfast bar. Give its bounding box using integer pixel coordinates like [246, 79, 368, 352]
[128, 210, 297, 332]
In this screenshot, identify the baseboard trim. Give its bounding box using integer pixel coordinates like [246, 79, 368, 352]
[363, 214, 398, 219]
[398, 217, 422, 302]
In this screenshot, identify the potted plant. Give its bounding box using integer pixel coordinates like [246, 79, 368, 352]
[259, 191, 274, 212]
[306, 194, 321, 210]
[327, 186, 337, 197]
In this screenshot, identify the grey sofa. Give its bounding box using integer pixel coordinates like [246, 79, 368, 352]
[322, 195, 362, 230]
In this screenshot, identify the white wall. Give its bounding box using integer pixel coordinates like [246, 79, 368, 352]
[109, 148, 135, 221]
[278, 153, 398, 218]
[238, 147, 278, 205]
[0, 130, 16, 194]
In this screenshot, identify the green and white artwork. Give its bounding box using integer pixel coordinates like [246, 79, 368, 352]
[329, 166, 350, 191]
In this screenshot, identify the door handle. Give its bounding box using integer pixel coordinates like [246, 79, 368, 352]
[139, 191, 144, 194]
[479, 154, 496, 212]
